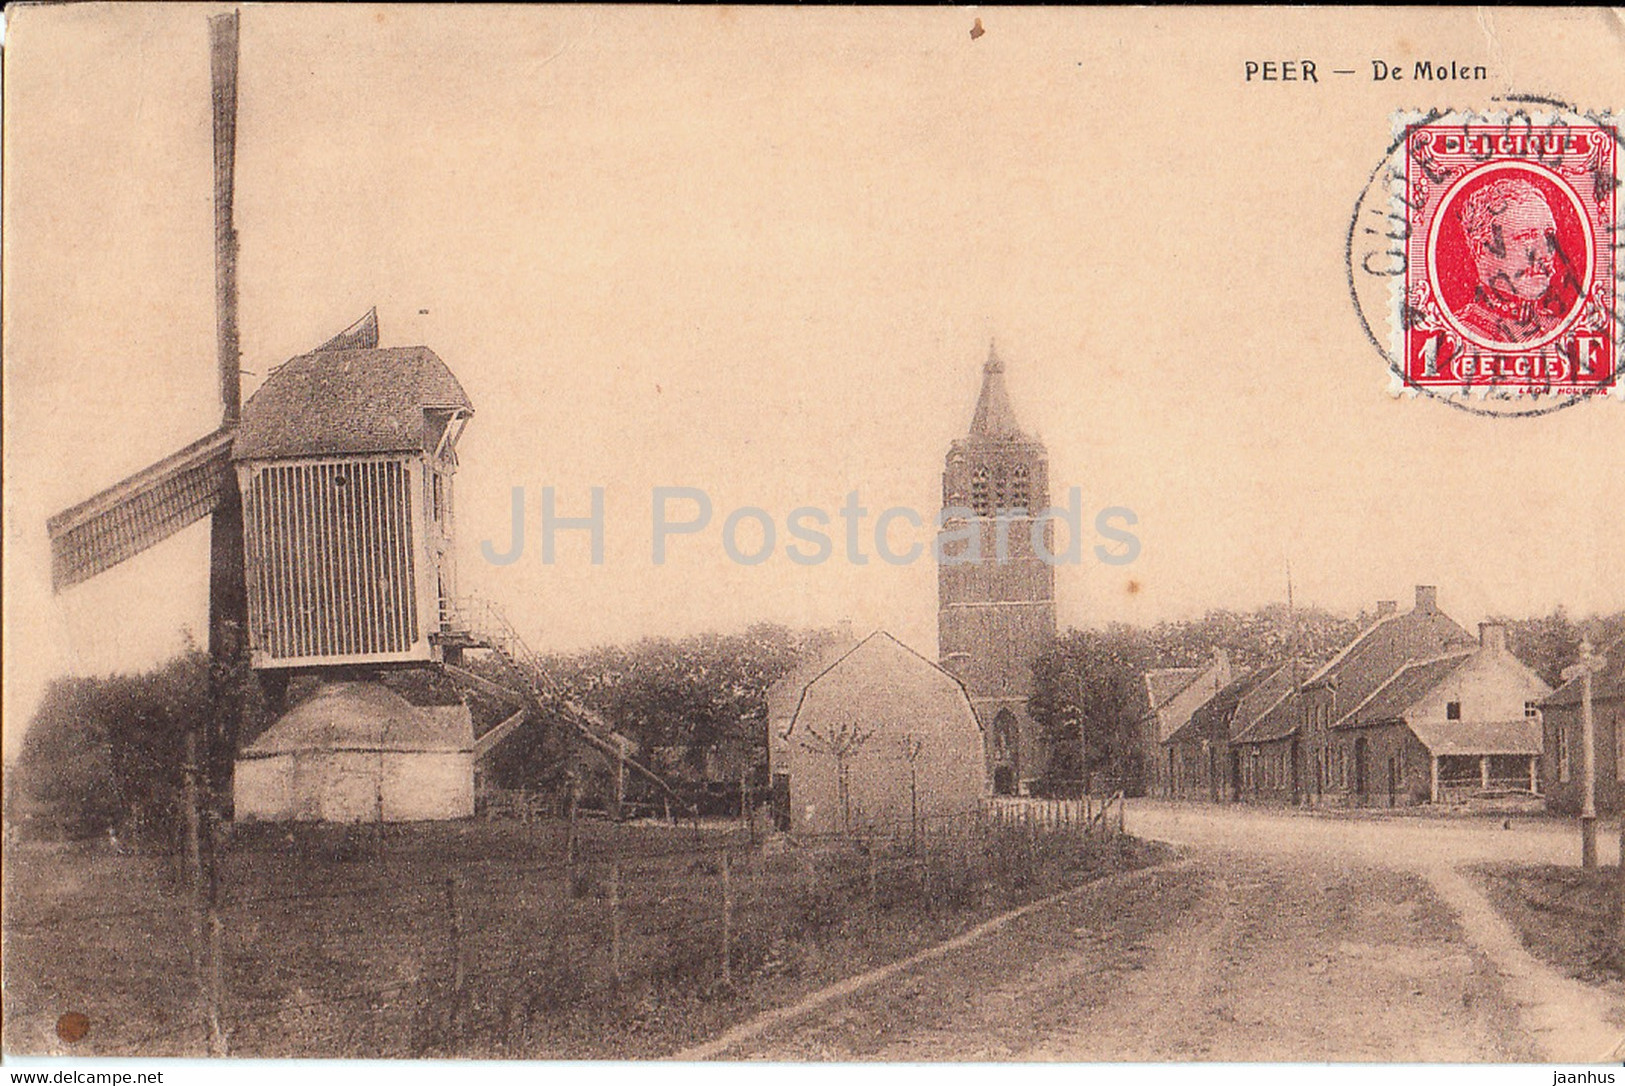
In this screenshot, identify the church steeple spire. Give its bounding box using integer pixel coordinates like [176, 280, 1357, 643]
[968, 339, 1024, 439]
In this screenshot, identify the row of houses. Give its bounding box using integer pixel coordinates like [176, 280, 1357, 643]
[1145, 585, 1623, 813]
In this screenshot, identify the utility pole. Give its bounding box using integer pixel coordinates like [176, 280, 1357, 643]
[1562, 639, 1603, 869]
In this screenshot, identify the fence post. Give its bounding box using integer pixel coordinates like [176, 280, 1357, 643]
[720, 851, 733, 987]
[566, 778, 580, 879]
[206, 909, 228, 1056]
[181, 730, 227, 1055]
[609, 859, 622, 986]
[445, 877, 465, 1032]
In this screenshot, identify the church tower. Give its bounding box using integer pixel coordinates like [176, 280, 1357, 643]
[937, 344, 1057, 795]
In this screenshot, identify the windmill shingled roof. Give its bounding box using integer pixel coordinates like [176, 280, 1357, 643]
[233, 346, 472, 460]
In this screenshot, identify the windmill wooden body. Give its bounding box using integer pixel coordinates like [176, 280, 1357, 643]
[48, 311, 470, 666]
[232, 320, 471, 672]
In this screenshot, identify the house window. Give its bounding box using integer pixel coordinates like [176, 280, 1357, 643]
[1557, 725, 1571, 783]
[1524, 701, 1540, 719]
[1446, 701, 1462, 721]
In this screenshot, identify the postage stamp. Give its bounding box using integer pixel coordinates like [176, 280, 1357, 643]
[1393, 111, 1620, 401]
[1347, 103, 1624, 416]
[1400, 117, 1617, 394]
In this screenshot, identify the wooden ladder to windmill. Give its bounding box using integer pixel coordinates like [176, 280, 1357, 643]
[439, 597, 692, 813]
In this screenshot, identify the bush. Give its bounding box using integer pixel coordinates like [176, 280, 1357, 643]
[10, 648, 262, 845]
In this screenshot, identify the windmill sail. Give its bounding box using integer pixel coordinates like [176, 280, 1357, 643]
[48, 428, 235, 591]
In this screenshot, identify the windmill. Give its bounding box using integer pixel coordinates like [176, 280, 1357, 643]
[46, 12, 687, 821]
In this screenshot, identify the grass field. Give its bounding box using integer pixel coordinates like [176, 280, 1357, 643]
[3, 813, 1168, 1058]
[1474, 862, 1625, 988]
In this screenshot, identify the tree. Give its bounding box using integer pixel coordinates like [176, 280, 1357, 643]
[1028, 604, 1362, 793]
[796, 721, 875, 833]
[1493, 607, 1625, 688]
[481, 622, 809, 803]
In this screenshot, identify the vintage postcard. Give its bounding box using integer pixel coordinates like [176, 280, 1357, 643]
[3, 5, 1622, 1073]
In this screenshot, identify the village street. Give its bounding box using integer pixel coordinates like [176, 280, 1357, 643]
[705, 803, 1624, 1063]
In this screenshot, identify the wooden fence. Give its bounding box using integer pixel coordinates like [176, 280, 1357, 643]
[978, 792, 1125, 835]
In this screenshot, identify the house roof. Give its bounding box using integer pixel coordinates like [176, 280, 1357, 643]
[233, 346, 472, 461]
[1335, 651, 1473, 729]
[1143, 667, 1204, 713]
[786, 630, 981, 737]
[1544, 634, 1625, 707]
[1406, 717, 1543, 756]
[242, 681, 473, 756]
[967, 344, 1027, 440]
[1165, 666, 1274, 747]
[1233, 604, 1474, 746]
[1233, 661, 1300, 739]
[1231, 662, 1309, 744]
[769, 631, 861, 713]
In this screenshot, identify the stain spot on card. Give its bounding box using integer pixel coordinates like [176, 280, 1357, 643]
[1126, 579, 1142, 596]
[56, 1011, 90, 1043]
[969, 18, 985, 40]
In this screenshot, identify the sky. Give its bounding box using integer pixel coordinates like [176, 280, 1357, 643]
[6, 6, 1624, 760]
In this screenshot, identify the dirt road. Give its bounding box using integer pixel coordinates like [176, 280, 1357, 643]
[704, 804, 1623, 1062]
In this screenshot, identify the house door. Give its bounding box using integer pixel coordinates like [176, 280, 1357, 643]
[1353, 736, 1369, 802]
[1386, 756, 1398, 808]
[992, 709, 1019, 795]
[770, 772, 791, 832]
[1228, 750, 1242, 801]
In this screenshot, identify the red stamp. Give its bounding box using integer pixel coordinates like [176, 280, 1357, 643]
[1402, 120, 1618, 393]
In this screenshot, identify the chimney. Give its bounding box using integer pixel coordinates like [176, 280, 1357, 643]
[1414, 585, 1438, 614]
[836, 618, 855, 643]
[1376, 600, 1398, 618]
[1478, 622, 1507, 653]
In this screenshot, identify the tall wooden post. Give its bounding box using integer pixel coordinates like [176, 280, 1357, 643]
[189, 14, 243, 1057]
[1565, 642, 1602, 869]
[1581, 663, 1598, 868]
[206, 10, 246, 819]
